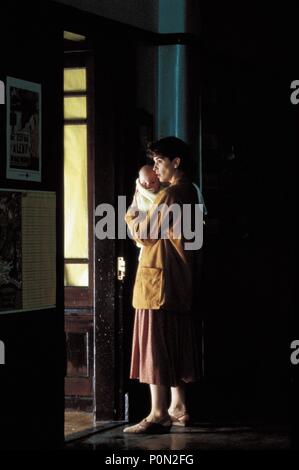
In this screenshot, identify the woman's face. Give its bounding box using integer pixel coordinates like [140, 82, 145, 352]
[153, 155, 180, 183]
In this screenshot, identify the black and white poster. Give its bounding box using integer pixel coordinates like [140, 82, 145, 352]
[6, 77, 41, 182]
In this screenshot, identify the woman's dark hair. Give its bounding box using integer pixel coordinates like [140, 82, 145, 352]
[147, 136, 192, 176]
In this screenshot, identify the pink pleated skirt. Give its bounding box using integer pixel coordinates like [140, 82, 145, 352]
[130, 308, 202, 387]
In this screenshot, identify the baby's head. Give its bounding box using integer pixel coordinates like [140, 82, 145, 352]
[139, 165, 160, 192]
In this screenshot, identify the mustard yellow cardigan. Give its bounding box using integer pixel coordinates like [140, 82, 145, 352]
[125, 175, 199, 312]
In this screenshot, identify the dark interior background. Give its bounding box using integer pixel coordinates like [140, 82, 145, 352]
[0, 0, 297, 449]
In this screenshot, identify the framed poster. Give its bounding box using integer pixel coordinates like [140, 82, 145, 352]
[6, 77, 41, 182]
[0, 189, 56, 314]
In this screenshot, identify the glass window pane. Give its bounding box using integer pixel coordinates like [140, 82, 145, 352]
[64, 264, 89, 287]
[64, 31, 86, 42]
[64, 124, 88, 258]
[64, 68, 86, 92]
[64, 96, 87, 120]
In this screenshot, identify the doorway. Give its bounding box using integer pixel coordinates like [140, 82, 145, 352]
[63, 32, 95, 436]
[62, 27, 140, 437]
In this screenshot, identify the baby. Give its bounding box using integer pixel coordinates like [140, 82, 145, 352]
[132, 165, 164, 258]
[135, 165, 161, 211]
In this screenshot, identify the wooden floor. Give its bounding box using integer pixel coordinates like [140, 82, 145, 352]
[64, 411, 93, 437]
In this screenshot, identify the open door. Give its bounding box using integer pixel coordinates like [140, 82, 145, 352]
[63, 28, 140, 430]
[63, 37, 95, 414]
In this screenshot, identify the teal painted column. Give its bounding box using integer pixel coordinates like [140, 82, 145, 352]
[155, 0, 202, 187]
[156, 44, 188, 142]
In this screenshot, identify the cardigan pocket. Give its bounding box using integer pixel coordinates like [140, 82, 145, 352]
[135, 267, 164, 309]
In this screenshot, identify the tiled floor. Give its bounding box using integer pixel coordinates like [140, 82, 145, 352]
[66, 421, 291, 451]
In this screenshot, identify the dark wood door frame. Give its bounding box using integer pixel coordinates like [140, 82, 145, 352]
[93, 38, 139, 420]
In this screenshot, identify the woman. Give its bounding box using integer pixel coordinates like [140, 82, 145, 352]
[124, 136, 202, 434]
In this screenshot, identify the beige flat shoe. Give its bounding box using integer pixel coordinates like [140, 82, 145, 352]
[123, 417, 172, 434]
[169, 413, 190, 427]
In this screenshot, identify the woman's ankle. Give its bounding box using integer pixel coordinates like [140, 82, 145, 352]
[168, 405, 187, 417]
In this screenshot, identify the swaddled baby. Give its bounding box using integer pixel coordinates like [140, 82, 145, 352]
[135, 165, 161, 211]
[133, 165, 164, 258]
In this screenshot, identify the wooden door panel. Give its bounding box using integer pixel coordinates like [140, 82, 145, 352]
[65, 314, 93, 398]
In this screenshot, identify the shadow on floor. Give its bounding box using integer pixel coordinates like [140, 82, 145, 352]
[65, 421, 291, 451]
[65, 411, 126, 443]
